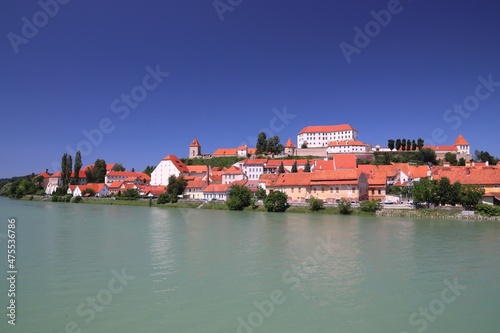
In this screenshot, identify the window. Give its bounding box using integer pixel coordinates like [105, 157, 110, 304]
[378, 189, 381, 195]
[336, 187, 339, 193]
[372, 190, 375, 195]
[291, 188, 294, 193]
[352, 187, 355, 192]
[322, 187, 325, 193]
[330, 188, 333, 193]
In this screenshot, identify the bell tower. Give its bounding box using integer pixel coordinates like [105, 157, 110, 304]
[189, 138, 201, 158]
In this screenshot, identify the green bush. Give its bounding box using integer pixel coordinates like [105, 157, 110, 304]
[264, 191, 288, 212]
[51, 195, 59, 202]
[360, 199, 381, 213]
[71, 196, 82, 203]
[227, 185, 252, 211]
[475, 203, 500, 216]
[338, 199, 352, 215]
[309, 197, 324, 211]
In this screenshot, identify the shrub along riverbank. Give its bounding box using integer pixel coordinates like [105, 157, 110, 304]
[20, 195, 500, 220]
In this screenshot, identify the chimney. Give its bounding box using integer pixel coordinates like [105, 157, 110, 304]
[206, 165, 210, 186]
[45, 168, 48, 173]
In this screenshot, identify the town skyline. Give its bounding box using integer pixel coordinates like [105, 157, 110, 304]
[2, 1, 500, 178]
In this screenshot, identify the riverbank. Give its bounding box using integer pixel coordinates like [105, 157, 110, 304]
[18, 195, 500, 220]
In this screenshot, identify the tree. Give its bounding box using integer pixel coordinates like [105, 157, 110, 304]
[74, 151, 82, 184]
[474, 150, 498, 165]
[227, 185, 252, 210]
[417, 138, 424, 150]
[111, 163, 126, 171]
[291, 161, 298, 173]
[304, 160, 311, 172]
[81, 188, 96, 197]
[411, 140, 417, 151]
[395, 139, 402, 151]
[122, 188, 139, 199]
[418, 148, 437, 165]
[256, 186, 267, 200]
[85, 166, 95, 183]
[309, 197, 324, 211]
[256, 132, 267, 155]
[267, 136, 284, 156]
[460, 184, 484, 210]
[61, 153, 72, 187]
[436, 177, 452, 205]
[93, 159, 107, 183]
[301, 142, 307, 149]
[143, 165, 155, 176]
[444, 152, 458, 166]
[388, 139, 395, 151]
[360, 199, 381, 212]
[406, 139, 411, 151]
[449, 181, 462, 206]
[458, 157, 466, 166]
[401, 139, 407, 151]
[264, 191, 288, 212]
[412, 178, 437, 208]
[166, 175, 187, 203]
[337, 199, 352, 215]
[278, 161, 285, 174]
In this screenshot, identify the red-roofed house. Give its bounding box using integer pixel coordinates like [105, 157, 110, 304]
[203, 183, 233, 201]
[67, 183, 109, 197]
[222, 166, 245, 184]
[332, 154, 357, 170]
[139, 186, 166, 197]
[327, 140, 370, 154]
[105, 171, 150, 185]
[424, 134, 471, 161]
[34, 170, 51, 188]
[183, 177, 208, 199]
[267, 169, 368, 202]
[431, 166, 500, 194]
[151, 155, 189, 186]
[297, 124, 358, 148]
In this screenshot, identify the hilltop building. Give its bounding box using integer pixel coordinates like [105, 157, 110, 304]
[297, 124, 358, 148]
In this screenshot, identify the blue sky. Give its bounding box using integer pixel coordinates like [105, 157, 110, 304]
[1, 0, 499, 177]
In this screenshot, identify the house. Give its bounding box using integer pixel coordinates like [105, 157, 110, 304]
[67, 183, 109, 197]
[212, 146, 257, 157]
[186, 165, 211, 179]
[34, 170, 51, 188]
[242, 159, 268, 180]
[332, 154, 357, 170]
[358, 165, 392, 200]
[203, 183, 233, 201]
[392, 163, 430, 186]
[222, 166, 245, 184]
[189, 138, 202, 158]
[258, 174, 278, 191]
[297, 124, 358, 148]
[105, 171, 150, 185]
[183, 177, 208, 200]
[139, 186, 166, 197]
[267, 169, 368, 202]
[326, 140, 370, 154]
[424, 134, 471, 161]
[431, 166, 500, 194]
[151, 154, 190, 186]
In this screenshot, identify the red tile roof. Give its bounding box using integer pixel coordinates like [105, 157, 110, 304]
[223, 166, 243, 175]
[35, 171, 52, 179]
[423, 145, 457, 152]
[243, 159, 268, 165]
[203, 184, 232, 193]
[237, 145, 247, 150]
[298, 124, 356, 134]
[161, 155, 189, 173]
[213, 148, 239, 156]
[285, 138, 296, 148]
[313, 159, 334, 171]
[328, 140, 366, 147]
[333, 154, 357, 169]
[190, 138, 201, 147]
[187, 165, 210, 173]
[185, 177, 208, 189]
[248, 148, 257, 155]
[431, 166, 500, 187]
[453, 134, 469, 146]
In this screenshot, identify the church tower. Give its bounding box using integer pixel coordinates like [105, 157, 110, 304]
[189, 138, 201, 158]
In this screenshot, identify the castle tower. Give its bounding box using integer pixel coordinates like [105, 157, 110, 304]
[284, 138, 296, 156]
[454, 134, 470, 156]
[189, 138, 201, 158]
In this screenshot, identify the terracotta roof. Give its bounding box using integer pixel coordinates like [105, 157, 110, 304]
[312, 160, 334, 171]
[243, 159, 268, 165]
[237, 145, 247, 150]
[454, 134, 469, 146]
[190, 138, 201, 147]
[423, 145, 457, 152]
[285, 138, 296, 148]
[161, 155, 189, 173]
[106, 171, 150, 181]
[35, 171, 52, 179]
[203, 183, 232, 193]
[141, 186, 166, 196]
[298, 124, 356, 134]
[106, 163, 115, 171]
[108, 181, 124, 189]
[79, 183, 107, 193]
[187, 165, 210, 173]
[270, 173, 313, 187]
[333, 154, 357, 170]
[358, 164, 397, 183]
[328, 140, 366, 147]
[213, 148, 239, 156]
[223, 166, 243, 175]
[248, 148, 257, 155]
[185, 177, 208, 189]
[431, 166, 500, 186]
[265, 159, 308, 167]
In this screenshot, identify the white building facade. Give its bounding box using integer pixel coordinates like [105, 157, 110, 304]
[297, 124, 358, 148]
[151, 155, 189, 186]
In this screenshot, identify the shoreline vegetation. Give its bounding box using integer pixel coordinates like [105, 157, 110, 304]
[18, 195, 500, 221]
